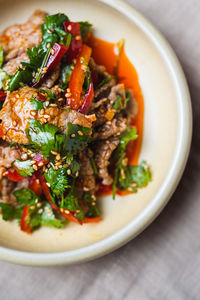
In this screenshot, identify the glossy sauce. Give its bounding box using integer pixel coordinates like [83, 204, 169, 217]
[90, 37, 144, 195]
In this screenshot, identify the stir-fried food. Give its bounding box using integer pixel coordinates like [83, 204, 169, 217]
[0, 11, 151, 233]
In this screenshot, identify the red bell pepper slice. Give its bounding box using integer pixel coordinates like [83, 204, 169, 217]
[29, 173, 42, 197]
[61, 209, 83, 225]
[37, 172, 58, 211]
[0, 90, 6, 101]
[64, 22, 82, 62]
[46, 43, 68, 73]
[38, 173, 82, 224]
[0, 124, 4, 138]
[85, 216, 101, 223]
[4, 170, 25, 182]
[66, 44, 92, 110]
[78, 81, 94, 114]
[20, 205, 32, 234]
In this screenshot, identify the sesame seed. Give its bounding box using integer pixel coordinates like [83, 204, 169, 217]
[58, 98, 64, 102]
[46, 42, 51, 48]
[30, 153, 35, 158]
[50, 103, 57, 107]
[38, 208, 43, 214]
[67, 169, 71, 175]
[66, 88, 70, 93]
[83, 187, 89, 191]
[91, 195, 96, 200]
[35, 198, 39, 203]
[44, 114, 50, 119]
[30, 205, 35, 210]
[63, 164, 68, 168]
[40, 108, 44, 115]
[45, 101, 49, 107]
[47, 213, 52, 217]
[92, 202, 96, 206]
[33, 165, 38, 171]
[65, 210, 70, 214]
[51, 150, 58, 155]
[81, 65, 87, 71]
[70, 65, 74, 70]
[33, 92, 38, 98]
[37, 202, 42, 208]
[55, 161, 61, 166]
[127, 187, 133, 192]
[75, 35, 81, 40]
[78, 130, 83, 136]
[59, 165, 63, 169]
[16, 94, 19, 98]
[31, 160, 36, 165]
[38, 162, 44, 167]
[47, 29, 52, 34]
[67, 25, 72, 31]
[54, 166, 59, 170]
[30, 110, 36, 116]
[21, 153, 28, 160]
[65, 92, 72, 98]
[60, 208, 64, 213]
[50, 49, 55, 55]
[46, 182, 51, 187]
[13, 121, 17, 126]
[36, 179, 40, 184]
[75, 171, 79, 177]
[76, 209, 80, 213]
[73, 59, 77, 64]
[71, 133, 76, 138]
[45, 168, 49, 173]
[56, 154, 61, 161]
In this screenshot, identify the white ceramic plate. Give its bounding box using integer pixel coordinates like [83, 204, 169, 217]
[0, 0, 192, 266]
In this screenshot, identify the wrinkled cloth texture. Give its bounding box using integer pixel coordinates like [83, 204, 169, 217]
[0, 0, 199, 299]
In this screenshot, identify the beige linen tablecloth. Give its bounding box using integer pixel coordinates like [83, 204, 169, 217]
[0, 0, 199, 299]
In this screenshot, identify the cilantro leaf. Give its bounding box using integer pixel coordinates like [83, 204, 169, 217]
[83, 192, 100, 218]
[44, 166, 70, 198]
[61, 184, 85, 221]
[26, 120, 59, 157]
[118, 161, 152, 192]
[31, 98, 45, 111]
[9, 67, 32, 91]
[64, 123, 92, 154]
[41, 203, 67, 228]
[112, 127, 138, 199]
[0, 203, 16, 221]
[112, 94, 126, 111]
[41, 13, 69, 48]
[61, 64, 73, 87]
[79, 21, 92, 39]
[95, 75, 113, 90]
[13, 188, 38, 207]
[13, 159, 34, 177]
[38, 89, 57, 101]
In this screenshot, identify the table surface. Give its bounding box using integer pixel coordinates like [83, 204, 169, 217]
[0, 1, 199, 299]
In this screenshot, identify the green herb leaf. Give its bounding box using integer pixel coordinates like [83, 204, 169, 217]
[26, 120, 59, 157]
[41, 203, 67, 228]
[112, 94, 126, 111]
[61, 64, 73, 87]
[31, 98, 45, 111]
[64, 123, 92, 155]
[79, 21, 92, 39]
[13, 159, 34, 177]
[13, 188, 38, 207]
[95, 75, 113, 90]
[118, 161, 152, 192]
[44, 166, 70, 198]
[83, 192, 100, 218]
[9, 68, 33, 92]
[0, 203, 16, 221]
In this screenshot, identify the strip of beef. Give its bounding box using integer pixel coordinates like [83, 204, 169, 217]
[95, 137, 119, 185]
[76, 152, 96, 193]
[0, 177, 16, 203]
[93, 116, 127, 140]
[0, 144, 20, 178]
[90, 83, 125, 126]
[0, 87, 96, 145]
[89, 58, 116, 101]
[3, 53, 29, 75]
[0, 10, 46, 61]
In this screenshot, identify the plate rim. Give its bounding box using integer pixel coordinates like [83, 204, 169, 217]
[0, 0, 192, 266]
